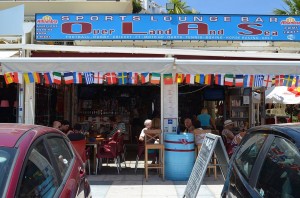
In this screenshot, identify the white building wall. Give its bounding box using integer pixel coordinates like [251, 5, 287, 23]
[140, 0, 163, 13]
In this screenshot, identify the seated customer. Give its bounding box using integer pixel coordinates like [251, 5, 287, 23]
[139, 119, 152, 142]
[229, 131, 247, 157]
[67, 124, 85, 141]
[184, 118, 195, 133]
[52, 121, 61, 130]
[222, 120, 235, 154]
[60, 120, 71, 134]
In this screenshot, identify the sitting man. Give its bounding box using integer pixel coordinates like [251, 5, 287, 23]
[52, 121, 61, 130]
[184, 118, 195, 133]
[139, 119, 157, 164]
[67, 123, 85, 141]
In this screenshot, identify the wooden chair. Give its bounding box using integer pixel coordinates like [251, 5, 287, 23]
[193, 129, 218, 180]
[144, 129, 164, 181]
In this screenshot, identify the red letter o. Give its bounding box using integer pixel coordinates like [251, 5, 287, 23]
[62, 22, 92, 34]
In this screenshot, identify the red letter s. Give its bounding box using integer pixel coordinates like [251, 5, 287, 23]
[238, 23, 262, 35]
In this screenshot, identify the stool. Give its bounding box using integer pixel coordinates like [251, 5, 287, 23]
[144, 129, 164, 181]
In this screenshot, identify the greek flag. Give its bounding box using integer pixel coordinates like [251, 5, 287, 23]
[84, 72, 94, 84]
[254, 75, 264, 87]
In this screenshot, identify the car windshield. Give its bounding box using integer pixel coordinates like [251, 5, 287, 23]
[0, 147, 16, 195]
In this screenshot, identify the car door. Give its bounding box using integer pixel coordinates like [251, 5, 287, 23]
[16, 138, 60, 198]
[254, 136, 300, 198]
[228, 132, 269, 198]
[46, 135, 86, 198]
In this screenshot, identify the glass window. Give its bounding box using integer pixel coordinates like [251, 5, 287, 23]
[47, 137, 73, 178]
[0, 148, 16, 195]
[234, 133, 268, 180]
[18, 141, 58, 198]
[256, 137, 300, 198]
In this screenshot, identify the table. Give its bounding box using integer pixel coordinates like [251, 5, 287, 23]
[86, 137, 105, 174]
[86, 142, 98, 174]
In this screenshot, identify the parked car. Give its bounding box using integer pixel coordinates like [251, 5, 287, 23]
[0, 123, 91, 198]
[221, 123, 300, 198]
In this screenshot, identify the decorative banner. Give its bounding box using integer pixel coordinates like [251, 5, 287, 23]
[64, 72, 74, 84]
[128, 72, 138, 85]
[141, 72, 150, 84]
[35, 14, 300, 41]
[185, 74, 194, 84]
[214, 74, 224, 86]
[235, 74, 244, 87]
[163, 73, 173, 85]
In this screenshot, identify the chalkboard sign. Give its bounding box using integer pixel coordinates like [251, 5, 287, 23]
[183, 133, 229, 198]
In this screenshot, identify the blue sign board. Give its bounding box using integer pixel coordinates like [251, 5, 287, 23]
[35, 14, 300, 41]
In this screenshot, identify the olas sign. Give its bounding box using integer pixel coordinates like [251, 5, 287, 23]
[35, 14, 300, 41]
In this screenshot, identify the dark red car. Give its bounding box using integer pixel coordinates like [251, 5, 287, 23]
[0, 123, 91, 198]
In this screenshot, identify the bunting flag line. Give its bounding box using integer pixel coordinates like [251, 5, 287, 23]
[195, 74, 205, 84]
[271, 75, 276, 86]
[294, 75, 300, 88]
[4, 72, 14, 84]
[53, 72, 62, 84]
[84, 72, 94, 85]
[176, 73, 184, 84]
[205, 74, 213, 85]
[73, 72, 82, 84]
[235, 74, 244, 87]
[94, 72, 104, 84]
[141, 73, 150, 84]
[13, 72, 23, 84]
[283, 75, 294, 87]
[163, 73, 173, 85]
[254, 75, 264, 87]
[243, 75, 253, 87]
[128, 72, 138, 85]
[151, 73, 160, 84]
[33, 72, 41, 84]
[118, 72, 128, 85]
[263, 75, 273, 88]
[44, 72, 54, 85]
[214, 74, 224, 86]
[105, 72, 117, 84]
[64, 72, 74, 84]
[224, 74, 234, 86]
[185, 74, 194, 84]
[23, 72, 34, 84]
[275, 75, 284, 86]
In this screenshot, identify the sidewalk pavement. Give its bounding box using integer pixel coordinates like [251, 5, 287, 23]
[87, 173, 224, 198]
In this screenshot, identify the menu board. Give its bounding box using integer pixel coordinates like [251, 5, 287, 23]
[163, 83, 178, 132]
[183, 133, 229, 198]
[163, 83, 177, 118]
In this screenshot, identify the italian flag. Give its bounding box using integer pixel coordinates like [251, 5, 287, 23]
[224, 74, 234, 86]
[53, 72, 62, 84]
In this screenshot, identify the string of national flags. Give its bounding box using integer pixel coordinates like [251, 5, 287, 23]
[1, 72, 300, 88]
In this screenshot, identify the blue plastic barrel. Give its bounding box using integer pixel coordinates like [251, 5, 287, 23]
[164, 132, 195, 180]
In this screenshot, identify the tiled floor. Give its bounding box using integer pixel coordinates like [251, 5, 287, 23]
[87, 159, 225, 198]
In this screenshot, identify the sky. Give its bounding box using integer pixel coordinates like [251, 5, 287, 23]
[154, 0, 288, 15]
